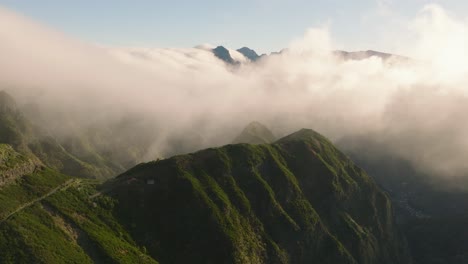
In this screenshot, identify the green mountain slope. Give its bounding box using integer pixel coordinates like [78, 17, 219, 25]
[0, 91, 137, 179]
[0, 144, 40, 186]
[108, 128, 411, 264]
[0, 127, 411, 263]
[0, 165, 157, 264]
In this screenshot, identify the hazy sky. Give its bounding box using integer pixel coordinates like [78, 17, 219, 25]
[1, 0, 468, 53]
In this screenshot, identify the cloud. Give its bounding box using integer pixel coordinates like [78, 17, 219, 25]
[2, 4, 468, 180]
[376, 0, 394, 16]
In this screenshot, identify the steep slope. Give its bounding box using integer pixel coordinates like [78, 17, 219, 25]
[0, 165, 158, 263]
[338, 135, 468, 263]
[237, 47, 261, 61]
[0, 91, 37, 154]
[0, 126, 157, 262]
[0, 144, 39, 186]
[212, 46, 237, 64]
[0, 91, 129, 179]
[0, 133, 156, 263]
[0, 128, 411, 263]
[232, 121, 276, 144]
[108, 128, 410, 264]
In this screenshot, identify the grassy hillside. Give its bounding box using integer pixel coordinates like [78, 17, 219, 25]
[0, 144, 39, 186]
[0, 139, 157, 263]
[0, 127, 411, 263]
[0, 168, 158, 263]
[108, 128, 411, 264]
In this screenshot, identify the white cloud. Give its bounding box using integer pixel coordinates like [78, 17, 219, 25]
[2, 4, 468, 180]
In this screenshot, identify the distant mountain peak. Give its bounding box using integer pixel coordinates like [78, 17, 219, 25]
[232, 121, 276, 144]
[237, 47, 260, 61]
[275, 128, 331, 146]
[211, 46, 262, 64]
[212, 46, 236, 65]
[209, 44, 407, 65]
[334, 50, 408, 61]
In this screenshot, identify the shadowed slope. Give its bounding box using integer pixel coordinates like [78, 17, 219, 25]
[109, 128, 411, 264]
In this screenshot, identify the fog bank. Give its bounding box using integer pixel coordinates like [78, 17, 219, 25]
[1, 5, 468, 179]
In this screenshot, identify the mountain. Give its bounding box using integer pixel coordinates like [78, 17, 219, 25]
[232, 121, 276, 144]
[0, 128, 411, 263]
[334, 50, 409, 62]
[338, 135, 468, 264]
[212, 46, 237, 65]
[212, 46, 259, 64]
[0, 163, 157, 263]
[0, 132, 156, 262]
[108, 128, 411, 264]
[237, 47, 261, 61]
[0, 91, 128, 179]
[0, 91, 36, 155]
[0, 144, 40, 186]
[210, 45, 407, 64]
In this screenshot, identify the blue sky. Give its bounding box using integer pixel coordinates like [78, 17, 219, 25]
[1, 0, 468, 53]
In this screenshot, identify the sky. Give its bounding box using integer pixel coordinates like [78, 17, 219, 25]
[2, 0, 468, 54]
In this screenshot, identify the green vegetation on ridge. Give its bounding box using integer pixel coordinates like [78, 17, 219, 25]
[109, 128, 410, 264]
[0, 172, 158, 263]
[0, 105, 411, 264]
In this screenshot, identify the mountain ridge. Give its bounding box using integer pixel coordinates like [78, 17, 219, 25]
[108, 127, 411, 264]
[232, 121, 276, 144]
[209, 45, 408, 64]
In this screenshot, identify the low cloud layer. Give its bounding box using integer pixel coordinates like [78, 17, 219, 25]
[2, 5, 468, 179]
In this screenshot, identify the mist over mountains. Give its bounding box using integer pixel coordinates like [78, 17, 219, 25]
[2, 4, 468, 186]
[211, 45, 405, 65]
[2, 3, 468, 263]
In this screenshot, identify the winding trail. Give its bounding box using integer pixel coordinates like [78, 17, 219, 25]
[0, 179, 80, 224]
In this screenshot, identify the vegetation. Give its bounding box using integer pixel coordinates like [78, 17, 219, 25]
[0, 91, 148, 179]
[0, 175, 158, 263]
[0, 167, 69, 220]
[0, 92, 412, 263]
[0, 144, 30, 169]
[108, 128, 410, 263]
